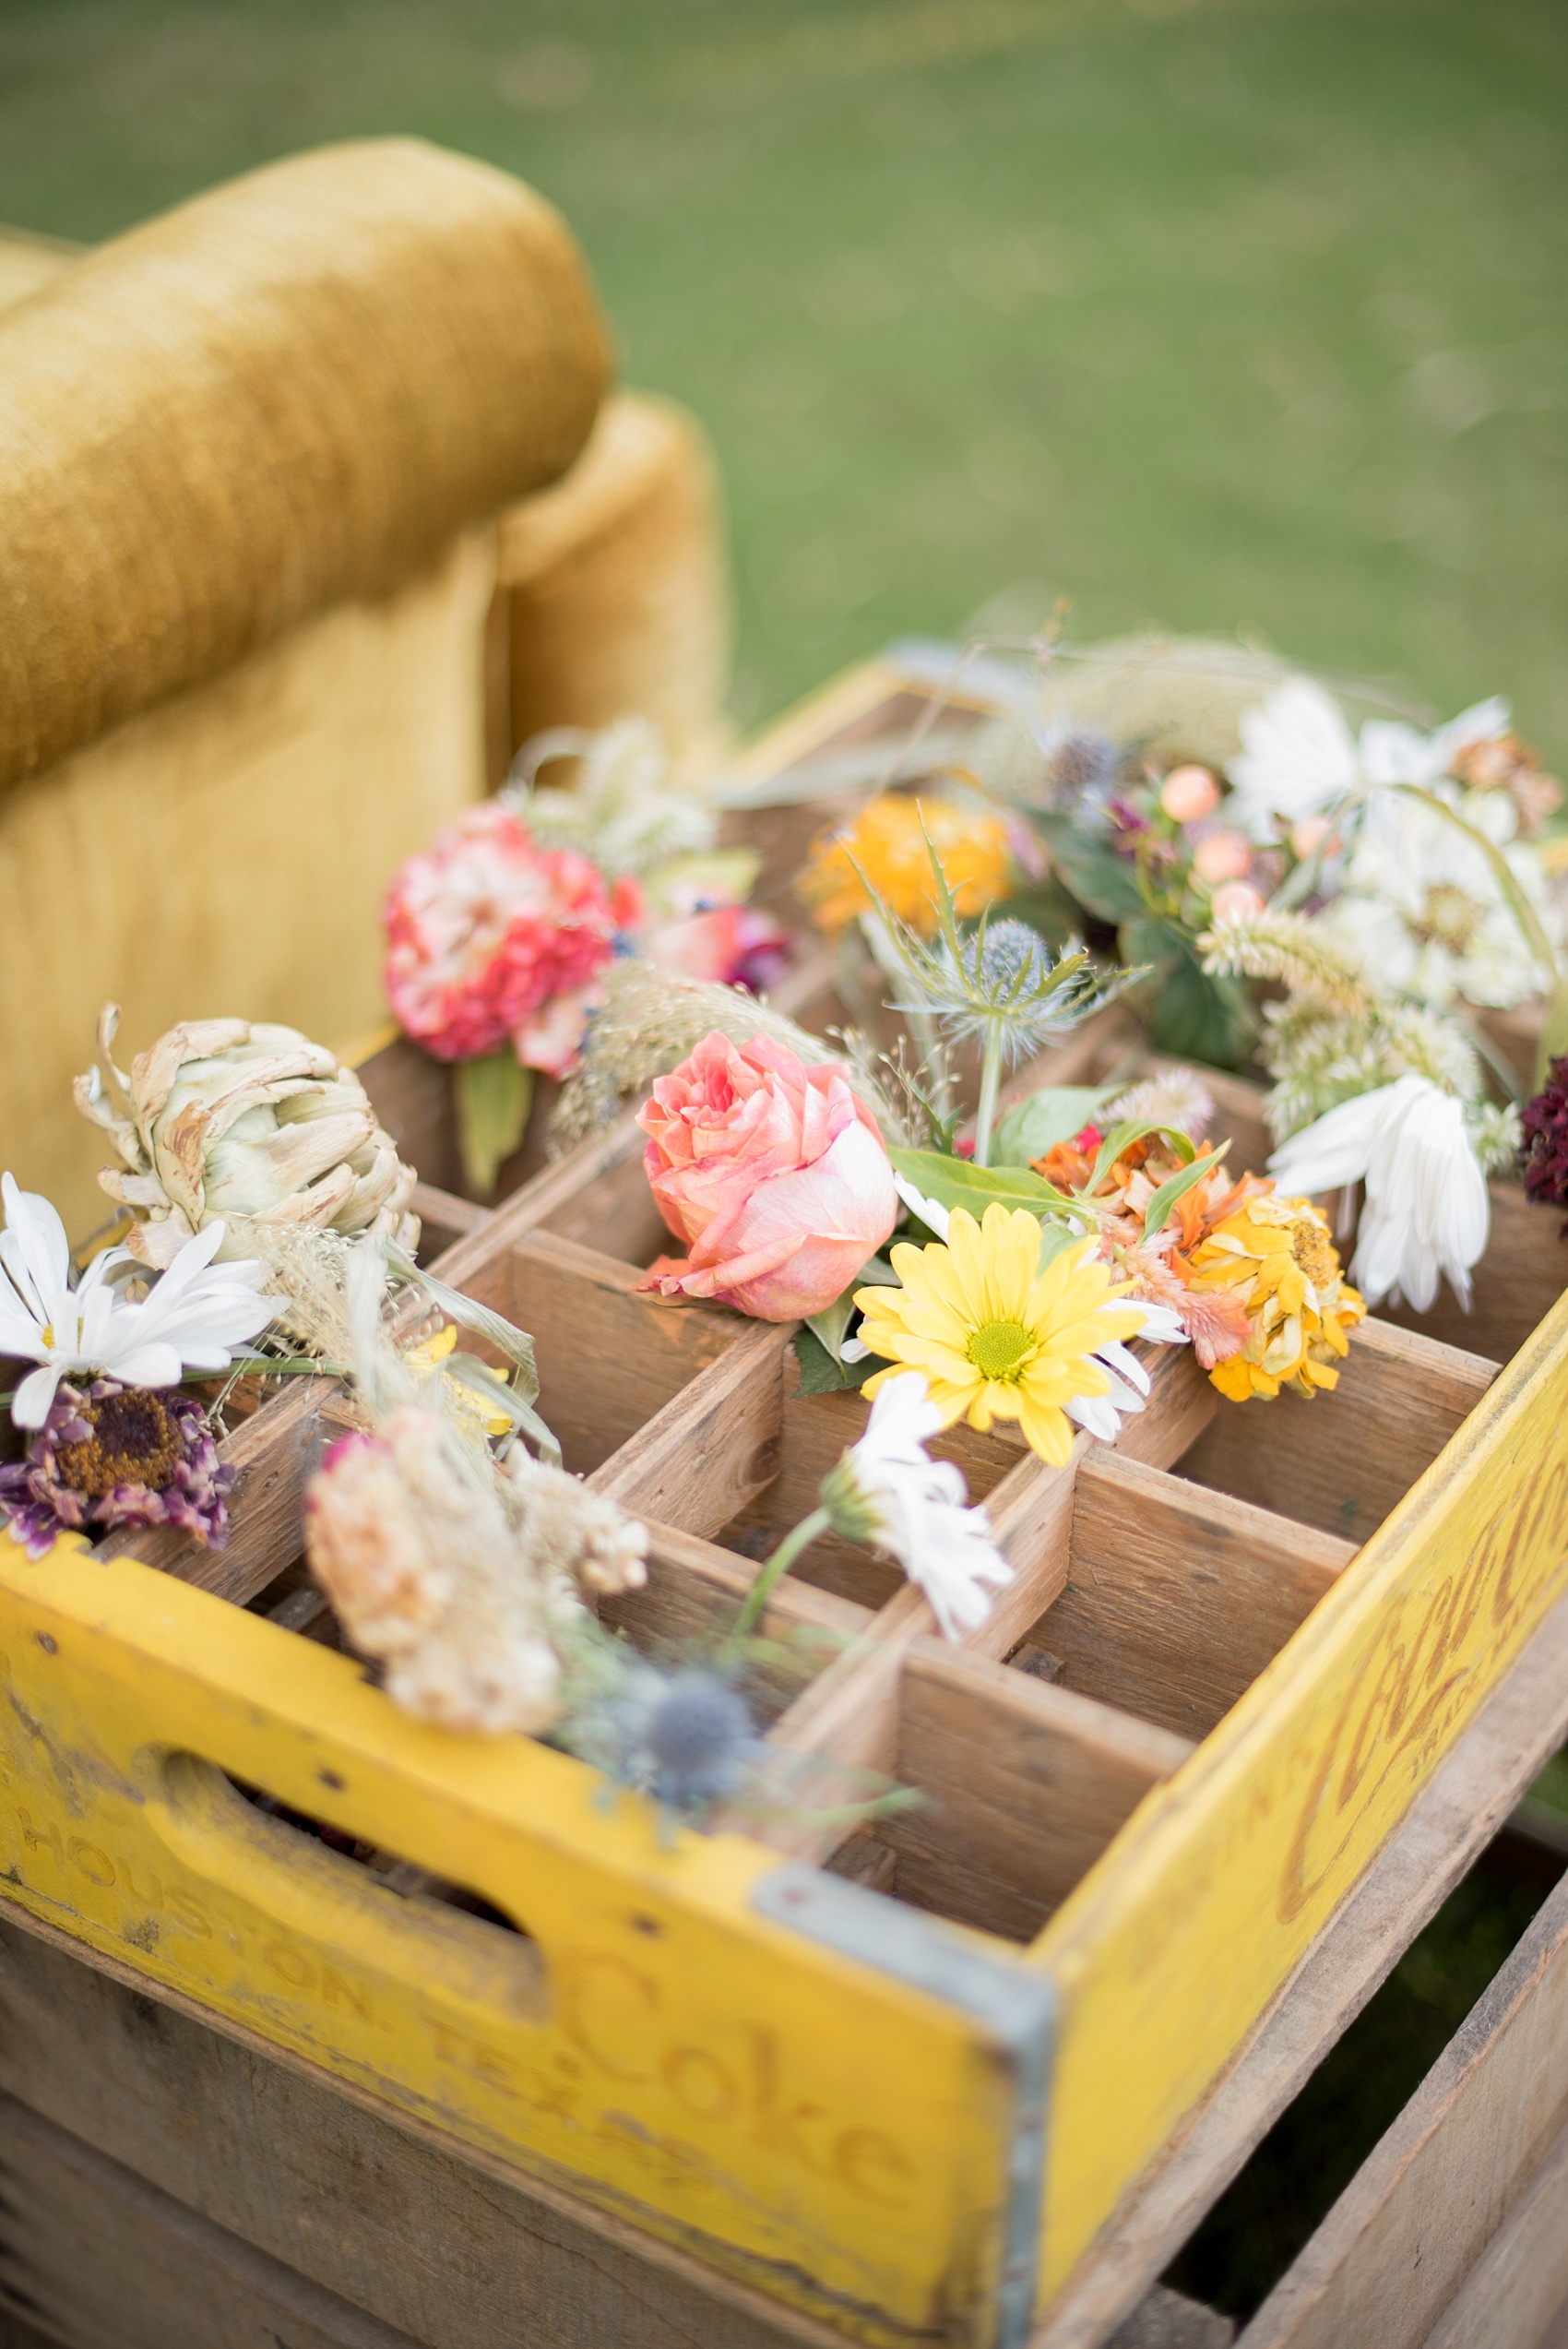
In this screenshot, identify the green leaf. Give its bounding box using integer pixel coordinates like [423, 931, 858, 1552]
[791, 1327, 881, 1395]
[1035, 816, 1146, 922]
[887, 1145, 1081, 1223]
[1142, 1139, 1231, 1238]
[804, 1291, 857, 1365]
[455, 1052, 533, 1198]
[993, 1086, 1117, 1167]
[1086, 1117, 1195, 1192]
[1122, 915, 1257, 1069]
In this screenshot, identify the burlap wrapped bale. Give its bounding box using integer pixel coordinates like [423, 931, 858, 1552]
[499, 390, 732, 777]
[0, 138, 611, 791]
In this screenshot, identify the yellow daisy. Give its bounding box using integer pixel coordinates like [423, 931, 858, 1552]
[852, 1203, 1145, 1466]
[1187, 1192, 1365, 1402]
[799, 793, 1012, 937]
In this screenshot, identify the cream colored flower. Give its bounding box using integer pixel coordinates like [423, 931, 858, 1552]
[77, 1008, 419, 1269]
[1319, 787, 1560, 1011]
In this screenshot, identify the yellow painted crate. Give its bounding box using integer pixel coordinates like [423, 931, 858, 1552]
[3, 670, 1568, 2349]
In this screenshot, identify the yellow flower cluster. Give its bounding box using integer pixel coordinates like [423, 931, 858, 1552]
[799, 793, 1012, 937]
[1188, 1192, 1364, 1401]
[854, 1202, 1144, 1466]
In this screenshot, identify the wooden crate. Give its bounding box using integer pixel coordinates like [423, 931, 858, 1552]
[5, 667, 1568, 2349]
[1234, 1840, 1568, 2349]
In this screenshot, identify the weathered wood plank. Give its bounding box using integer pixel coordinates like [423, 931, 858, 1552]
[884, 1643, 1194, 1943]
[1027, 1582, 1568, 2348]
[1172, 1317, 1498, 1545]
[1237, 1858, 1568, 2349]
[0, 1916, 837, 2349]
[1421, 2118, 1568, 2349]
[0, 2089, 425, 2349]
[590, 1318, 793, 1537]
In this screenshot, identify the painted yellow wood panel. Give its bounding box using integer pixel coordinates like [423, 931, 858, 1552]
[1029, 1288, 1568, 2304]
[0, 1534, 1016, 2345]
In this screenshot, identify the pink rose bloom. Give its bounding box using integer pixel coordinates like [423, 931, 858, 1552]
[384, 804, 632, 1064]
[635, 1031, 897, 1321]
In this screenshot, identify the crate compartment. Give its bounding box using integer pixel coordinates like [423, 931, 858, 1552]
[1035, 1449, 1356, 1743]
[711, 1375, 1028, 1612]
[1171, 1319, 1500, 1545]
[872, 1646, 1194, 1946]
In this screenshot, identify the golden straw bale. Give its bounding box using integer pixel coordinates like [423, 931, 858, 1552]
[0, 138, 610, 792]
[500, 389, 732, 776]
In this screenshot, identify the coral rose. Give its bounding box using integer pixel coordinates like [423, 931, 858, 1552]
[635, 1032, 897, 1321]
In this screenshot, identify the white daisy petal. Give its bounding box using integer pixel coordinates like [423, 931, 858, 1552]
[827, 1372, 1013, 1641]
[11, 1364, 63, 1431]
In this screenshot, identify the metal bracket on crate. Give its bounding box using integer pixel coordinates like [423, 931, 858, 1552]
[751, 1864, 1054, 2349]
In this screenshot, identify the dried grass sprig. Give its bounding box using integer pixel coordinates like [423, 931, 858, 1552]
[1198, 910, 1373, 1017]
[549, 961, 912, 1151]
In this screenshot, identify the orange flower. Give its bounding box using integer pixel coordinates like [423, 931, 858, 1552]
[799, 793, 1012, 936]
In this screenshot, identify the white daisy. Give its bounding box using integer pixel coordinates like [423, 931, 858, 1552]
[1228, 679, 1361, 843]
[1358, 697, 1512, 789]
[1228, 682, 1513, 845]
[824, 1372, 1014, 1640]
[1318, 785, 1557, 1011]
[1267, 1076, 1490, 1313]
[0, 1173, 272, 1428]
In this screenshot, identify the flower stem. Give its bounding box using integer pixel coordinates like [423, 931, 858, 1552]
[730, 1506, 832, 1644]
[972, 1029, 1004, 1167]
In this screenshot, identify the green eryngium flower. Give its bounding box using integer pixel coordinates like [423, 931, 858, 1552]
[850, 821, 1127, 1163]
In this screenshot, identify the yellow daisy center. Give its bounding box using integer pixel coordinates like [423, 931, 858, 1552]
[966, 1318, 1036, 1381]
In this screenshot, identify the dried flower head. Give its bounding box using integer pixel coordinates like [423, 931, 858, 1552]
[304, 1410, 576, 1734]
[0, 1377, 233, 1558]
[560, 1653, 759, 1819]
[1103, 1068, 1215, 1143]
[77, 1008, 419, 1270]
[506, 717, 717, 878]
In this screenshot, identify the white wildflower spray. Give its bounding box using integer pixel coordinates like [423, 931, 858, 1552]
[732, 1371, 1014, 1643]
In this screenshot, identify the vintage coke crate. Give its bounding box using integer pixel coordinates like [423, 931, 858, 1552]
[3, 666, 1568, 2349]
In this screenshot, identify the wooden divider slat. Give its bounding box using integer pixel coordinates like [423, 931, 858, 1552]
[885, 1643, 1195, 1944]
[591, 1320, 794, 1539]
[1054, 1452, 1357, 1742]
[740, 1333, 1225, 1864]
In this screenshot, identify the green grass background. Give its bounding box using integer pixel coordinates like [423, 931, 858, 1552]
[3, 0, 1563, 745]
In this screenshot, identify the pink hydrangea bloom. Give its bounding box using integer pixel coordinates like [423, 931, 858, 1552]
[384, 804, 631, 1064]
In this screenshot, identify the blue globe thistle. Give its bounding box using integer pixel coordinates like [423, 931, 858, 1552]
[585, 1660, 757, 1818]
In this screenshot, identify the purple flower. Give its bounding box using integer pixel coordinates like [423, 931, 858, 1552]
[0, 1377, 233, 1558]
